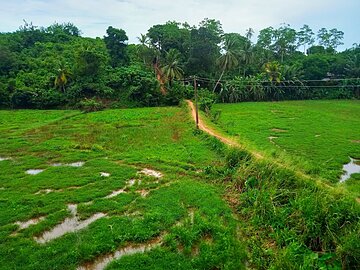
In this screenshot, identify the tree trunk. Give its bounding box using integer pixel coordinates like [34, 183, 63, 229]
[213, 68, 225, 92]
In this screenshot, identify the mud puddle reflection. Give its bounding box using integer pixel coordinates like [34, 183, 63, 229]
[35, 204, 106, 244]
[340, 157, 360, 182]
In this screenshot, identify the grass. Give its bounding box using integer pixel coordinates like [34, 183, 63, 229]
[1, 102, 359, 269]
[0, 106, 244, 270]
[212, 100, 360, 187]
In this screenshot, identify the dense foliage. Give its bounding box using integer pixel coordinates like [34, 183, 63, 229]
[0, 20, 359, 109]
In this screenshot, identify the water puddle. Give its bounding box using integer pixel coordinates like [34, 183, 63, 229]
[139, 169, 163, 178]
[268, 136, 278, 145]
[69, 162, 85, 167]
[26, 169, 44, 175]
[136, 190, 150, 197]
[100, 172, 110, 177]
[77, 235, 163, 270]
[340, 157, 360, 182]
[105, 189, 126, 199]
[15, 216, 46, 230]
[35, 204, 106, 244]
[35, 189, 54, 195]
[271, 128, 287, 133]
[0, 157, 11, 161]
[51, 162, 85, 167]
[51, 163, 63, 167]
[127, 179, 136, 186]
[76, 210, 192, 270]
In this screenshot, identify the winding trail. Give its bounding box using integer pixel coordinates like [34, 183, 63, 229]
[186, 100, 263, 159]
[186, 100, 354, 196]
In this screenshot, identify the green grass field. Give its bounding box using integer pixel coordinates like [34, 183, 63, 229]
[0, 107, 245, 270]
[212, 100, 360, 189]
[1, 102, 359, 269]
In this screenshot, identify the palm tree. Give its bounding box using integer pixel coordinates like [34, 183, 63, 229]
[240, 41, 254, 76]
[137, 34, 149, 46]
[161, 49, 184, 86]
[264, 61, 281, 83]
[54, 63, 72, 92]
[213, 36, 240, 92]
[245, 28, 254, 41]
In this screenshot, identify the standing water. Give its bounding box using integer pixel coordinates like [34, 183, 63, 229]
[340, 157, 360, 182]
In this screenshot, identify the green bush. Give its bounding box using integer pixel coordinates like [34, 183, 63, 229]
[225, 148, 251, 169]
[197, 88, 217, 111]
[11, 90, 36, 108]
[78, 98, 104, 112]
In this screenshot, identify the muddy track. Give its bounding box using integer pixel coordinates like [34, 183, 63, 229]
[186, 100, 263, 159]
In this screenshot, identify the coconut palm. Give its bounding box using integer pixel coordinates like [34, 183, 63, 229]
[137, 34, 149, 46]
[213, 36, 240, 92]
[161, 49, 184, 86]
[54, 63, 72, 92]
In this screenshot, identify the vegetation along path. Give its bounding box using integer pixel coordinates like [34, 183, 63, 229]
[186, 100, 263, 159]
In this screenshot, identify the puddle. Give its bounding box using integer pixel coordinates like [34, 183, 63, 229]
[271, 128, 287, 133]
[139, 169, 163, 178]
[105, 189, 126, 199]
[26, 169, 44, 175]
[268, 136, 278, 144]
[340, 157, 360, 182]
[51, 163, 63, 167]
[127, 179, 136, 186]
[77, 210, 193, 269]
[136, 190, 150, 197]
[51, 162, 85, 167]
[35, 204, 106, 244]
[100, 172, 110, 177]
[35, 189, 54, 195]
[67, 186, 82, 190]
[0, 157, 11, 161]
[15, 216, 46, 230]
[68, 162, 85, 167]
[77, 236, 163, 270]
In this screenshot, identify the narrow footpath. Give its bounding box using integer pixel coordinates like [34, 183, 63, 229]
[186, 100, 353, 199]
[186, 100, 263, 159]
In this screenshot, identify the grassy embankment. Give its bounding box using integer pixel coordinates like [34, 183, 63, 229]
[211, 100, 360, 195]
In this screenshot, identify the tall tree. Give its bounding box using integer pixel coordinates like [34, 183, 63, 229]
[186, 19, 223, 76]
[317, 28, 344, 50]
[214, 36, 240, 91]
[245, 28, 254, 41]
[104, 26, 128, 67]
[161, 49, 184, 86]
[273, 24, 297, 62]
[297, 24, 315, 54]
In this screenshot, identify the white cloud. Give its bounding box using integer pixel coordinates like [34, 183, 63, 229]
[1, 0, 359, 48]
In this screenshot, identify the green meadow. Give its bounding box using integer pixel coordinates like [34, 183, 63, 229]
[0, 102, 359, 269]
[212, 100, 360, 192]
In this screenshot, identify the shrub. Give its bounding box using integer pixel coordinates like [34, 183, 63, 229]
[78, 98, 104, 112]
[197, 88, 216, 111]
[11, 89, 36, 108]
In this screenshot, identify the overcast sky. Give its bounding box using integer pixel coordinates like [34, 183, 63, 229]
[1, 0, 359, 50]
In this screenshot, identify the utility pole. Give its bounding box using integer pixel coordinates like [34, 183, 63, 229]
[193, 76, 199, 129]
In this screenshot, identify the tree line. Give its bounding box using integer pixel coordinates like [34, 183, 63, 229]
[0, 20, 359, 110]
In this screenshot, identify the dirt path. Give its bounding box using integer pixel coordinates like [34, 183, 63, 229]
[186, 100, 263, 159]
[185, 100, 346, 193]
